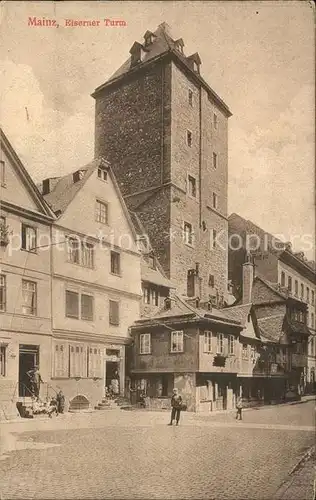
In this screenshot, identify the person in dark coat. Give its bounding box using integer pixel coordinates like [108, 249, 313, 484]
[168, 388, 183, 426]
[56, 390, 65, 414]
[236, 395, 243, 420]
[26, 365, 44, 399]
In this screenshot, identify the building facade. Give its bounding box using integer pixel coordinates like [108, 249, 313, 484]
[0, 129, 55, 419]
[243, 261, 310, 398]
[93, 23, 231, 302]
[228, 212, 315, 392]
[129, 295, 244, 412]
[40, 159, 142, 410]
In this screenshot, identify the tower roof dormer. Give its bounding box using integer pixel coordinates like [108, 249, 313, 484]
[129, 41, 148, 67]
[186, 52, 202, 74]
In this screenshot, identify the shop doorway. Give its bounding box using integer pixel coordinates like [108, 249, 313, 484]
[19, 345, 39, 397]
[105, 361, 120, 394]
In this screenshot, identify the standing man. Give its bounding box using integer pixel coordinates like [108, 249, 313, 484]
[236, 395, 243, 420]
[26, 365, 44, 400]
[56, 390, 65, 414]
[168, 388, 183, 426]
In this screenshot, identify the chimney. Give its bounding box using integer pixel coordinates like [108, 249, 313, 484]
[242, 256, 254, 304]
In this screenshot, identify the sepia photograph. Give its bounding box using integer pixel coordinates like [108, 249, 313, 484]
[0, 1, 315, 499]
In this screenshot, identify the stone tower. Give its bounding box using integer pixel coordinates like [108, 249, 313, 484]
[92, 22, 232, 301]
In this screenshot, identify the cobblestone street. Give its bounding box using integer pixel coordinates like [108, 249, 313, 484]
[0, 400, 314, 500]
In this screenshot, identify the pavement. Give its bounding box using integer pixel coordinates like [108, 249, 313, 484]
[0, 398, 315, 500]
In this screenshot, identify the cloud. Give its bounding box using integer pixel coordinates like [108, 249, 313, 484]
[1, 60, 94, 181]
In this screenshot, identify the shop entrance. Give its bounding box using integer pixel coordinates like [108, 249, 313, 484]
[19, 345, 39, 397]
[105, 349, 121, 396]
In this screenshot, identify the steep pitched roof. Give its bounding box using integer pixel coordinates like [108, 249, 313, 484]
[287, 319, 311, 337]
[43, 158, 138, 240]
[253, 275, 288, 302]
[222, 303, 252, 326]
[0, 128, 55, 219]
[92, 23, 231, 117]
[43, 159, 99, 215]
[222, 303, 261, 340]
[257, 315, 285, 343]
[141, 262, 175, 289]
[134, 294, 242, 328]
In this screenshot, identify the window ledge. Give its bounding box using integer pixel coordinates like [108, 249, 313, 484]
[21, 248, 38, 255]
[110, 272, 122, 278]
[184, 242, 194, 249]
[187, 194, 198, 202]
[67, 260, 94, 270]
[170, 351, 184, 354]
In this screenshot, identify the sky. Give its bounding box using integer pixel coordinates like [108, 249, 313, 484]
[0, 1, 315, 258]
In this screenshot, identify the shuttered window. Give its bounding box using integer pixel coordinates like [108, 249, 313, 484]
[69, 344, 87, 378]
[140, 334, 151, 354]
[81, 294, 93, 321]
[66, 291, 79, 318]
[53, 342, 69, 378]
[203, 331, 212, 353]
[88, 346, 102, 378]
[109, 300, 120, 326]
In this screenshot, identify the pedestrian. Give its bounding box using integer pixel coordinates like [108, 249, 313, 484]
[168, 388, 183, 426]
[111, 370, 120, 397]
[236, 395, 243, 420]
[56, 390, 65, 414]
[47, 397, 58, 418]
[26, 365, 44, 399]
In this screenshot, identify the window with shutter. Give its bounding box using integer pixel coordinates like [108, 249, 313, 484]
[81, 294, 93, 321]
[216, 333, 224, 354]
[171, 331, 184, 353]
[66, 291, 79, 318]
[203, 331, 212, 353]
[140, 334, 151, 354]
[69, 343, 87, 377]
[53, 342, 69, 378]
[109, 300, 120, 325]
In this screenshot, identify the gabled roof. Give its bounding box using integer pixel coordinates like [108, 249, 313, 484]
[257, 314, 285, 343]
[222, 303, 261, 341]
[43, 157, 138, 241]
[222, 303, 252, 326]
[92, 23, 231, 117]
[0, 128, 55, 220]
[43, 159, 99, 215]
[287, 319, 311, 337]
[253, 275, 308, 308]
[141, 262, 175, 289]
[133, 294, 242, 329]
[253, 275, 288, 302]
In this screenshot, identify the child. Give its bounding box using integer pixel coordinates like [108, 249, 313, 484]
[47, 397, 58, 418]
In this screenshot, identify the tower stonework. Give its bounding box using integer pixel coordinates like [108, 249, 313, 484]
[93, 23, 231, 301]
